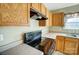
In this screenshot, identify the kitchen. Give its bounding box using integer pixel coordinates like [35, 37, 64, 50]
[0, 3, 79, 55]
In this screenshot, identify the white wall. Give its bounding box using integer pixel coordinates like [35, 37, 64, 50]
[51, 4, 79, 14]
[0, 19, 48, 52]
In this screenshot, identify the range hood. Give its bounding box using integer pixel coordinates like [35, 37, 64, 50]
[30, 8, 48, 20]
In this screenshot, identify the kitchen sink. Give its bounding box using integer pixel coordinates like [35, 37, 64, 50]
[65, 34, 79, 38]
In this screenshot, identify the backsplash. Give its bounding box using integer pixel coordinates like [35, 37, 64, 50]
[49, 26, 79, 34]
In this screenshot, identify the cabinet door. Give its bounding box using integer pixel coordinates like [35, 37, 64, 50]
[0, 3, 29, 26]
[49, 12, 52, 26]
[64, 38, 78, 55]
[39, 20, 46, 26]
[31, 3, 41, 12]
[40, 4, 46, 16]
[56, 36, 64, 52]
[60, 12, 64, 26]
[39, 4, 46, 26]
[46, 8, 49, 26]
[52, 12, 64, 26]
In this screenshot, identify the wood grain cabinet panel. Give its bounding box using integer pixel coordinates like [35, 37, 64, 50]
[64, 38, 79, 55]
[0, 3, 29, 26]
[49, 12, 52, 26]
[46, 8, 50, 26]
[56, 35, 79, 55]
[56, 36, 64, 52]
[31, 3, 41, 12]
[39, 20, 46, 26]
[52, 12, 64, 26]
[39, 4, 47, 26]
[40, 4, 46, 16]
[31, 3, 47, 26]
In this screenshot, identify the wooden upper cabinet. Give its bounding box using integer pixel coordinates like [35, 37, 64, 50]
[31, 3, 41, 12]
[40, 4, 46, 16]
[39, 4, 47, 26]
[64, 38, 79, 55]
[56, 36, 64, 52]
[45, 7, 49, 26]
[39, 20, 46, 26]
[0, 3, 30, 26]
[46, 8, 49, 18]
[52, 12, 64, 26]
[49, 12, 52, 26]
[31, 3, 47, 26]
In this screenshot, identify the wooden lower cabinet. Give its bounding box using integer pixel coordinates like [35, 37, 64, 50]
[56, 36, 64, 52]
[64, 38, 79, 55]
[56, 36, 79, 55]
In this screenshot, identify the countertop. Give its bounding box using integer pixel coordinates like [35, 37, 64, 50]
[42, 32, 79, 39]
[0, 44, 43, 55]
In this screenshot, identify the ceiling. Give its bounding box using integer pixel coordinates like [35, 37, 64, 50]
[44, 3, 79, 11]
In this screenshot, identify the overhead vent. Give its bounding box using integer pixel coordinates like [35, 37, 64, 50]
[30, 8, 48, 20]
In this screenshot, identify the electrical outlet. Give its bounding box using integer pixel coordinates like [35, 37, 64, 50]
[0, 34, 4, 41]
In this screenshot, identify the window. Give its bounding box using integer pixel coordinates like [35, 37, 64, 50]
[64, 13, 79, 29]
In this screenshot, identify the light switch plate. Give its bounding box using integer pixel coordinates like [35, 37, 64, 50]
[0, 34, 3, 41]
